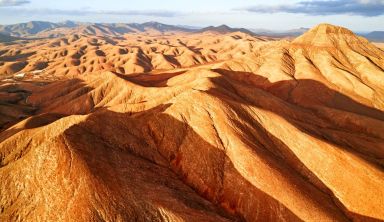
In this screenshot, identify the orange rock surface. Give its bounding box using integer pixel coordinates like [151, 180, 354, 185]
[1, 24, 384, 221]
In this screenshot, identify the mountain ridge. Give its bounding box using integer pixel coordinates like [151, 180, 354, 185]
[0, 21, 257, 38]
[1, 21, 383, 42]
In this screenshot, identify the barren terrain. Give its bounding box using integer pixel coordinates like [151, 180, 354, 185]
[1, 23, 384, 221]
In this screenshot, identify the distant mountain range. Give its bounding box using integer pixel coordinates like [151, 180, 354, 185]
[0, 21, 256, 38]
[0, 21, 383, 42]
[251, 28, 310, 38]
[363, 31, 384, 42]
[200, 24, 255, 36]
[0, 21, 192, 38]
[0, 33, 23, 43]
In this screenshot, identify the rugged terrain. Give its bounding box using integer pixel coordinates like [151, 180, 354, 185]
[0, 23, 384, 221]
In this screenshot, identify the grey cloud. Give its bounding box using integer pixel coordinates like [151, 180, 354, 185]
[0, 0, 30, 7]
[240, 0, 384, 17]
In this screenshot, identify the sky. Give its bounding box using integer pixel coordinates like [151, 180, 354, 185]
[0, 0, 383, 31]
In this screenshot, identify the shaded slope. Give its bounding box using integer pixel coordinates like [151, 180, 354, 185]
[0, 112, 233, 222]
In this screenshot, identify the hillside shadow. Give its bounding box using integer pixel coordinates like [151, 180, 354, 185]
[56, 106, 238, 221]
[0, 78, 88, 142]
[114, 71, 187, 87]
[0, 52, 35, 62]
[59, 105, 351, 221]
[210, 69, 384, 167]
[178, 40, 202, 54]
[0, 84, 36, 133]
[212, 68, 384, 119]
[110, 69, 384, 170]
[164, 54, 182, 67]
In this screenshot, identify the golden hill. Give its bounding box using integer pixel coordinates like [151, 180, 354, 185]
[0, 23, 384, 221]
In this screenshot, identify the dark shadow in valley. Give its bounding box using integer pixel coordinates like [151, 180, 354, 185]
[202, 69, 384, 221]
[0, 78, 88, 142]
[212, 69, 384, 121]
[114, 70, 187, 87]
[59, 106, 332, 221]
[57, 106, 242, 221]
[210, 69, 384, 167]
[177, 40, 202, 54]
[164, 54, 182, 67]
[0, 52, 35, 62]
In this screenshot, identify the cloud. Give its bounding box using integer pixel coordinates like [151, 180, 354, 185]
[239, 0, 384, 17]
[0, 8, 180, 17]
[0, 0, 30, 7]
[97, 10, 180, 17]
